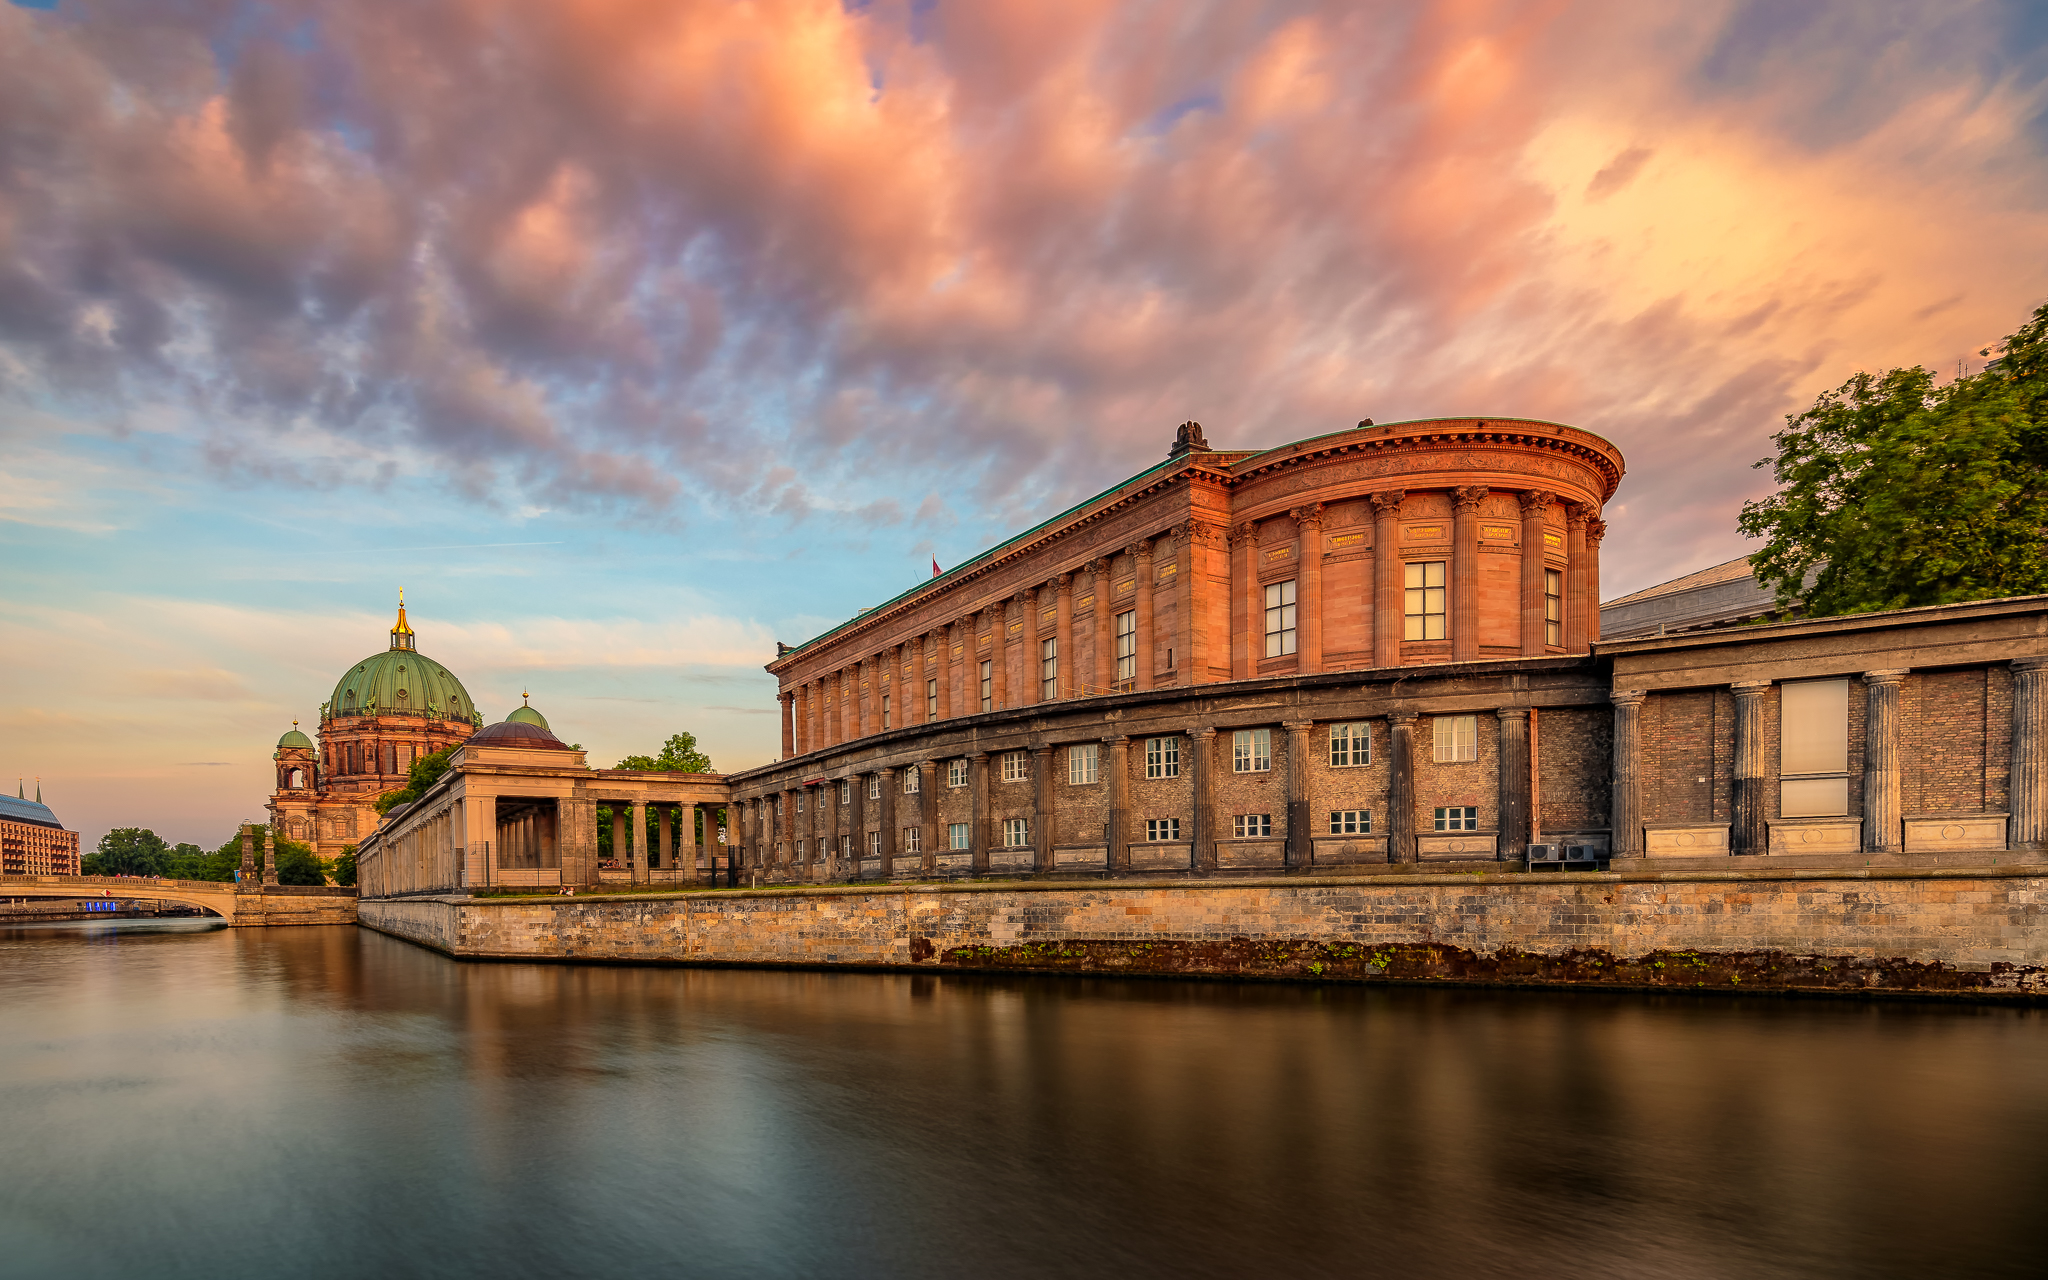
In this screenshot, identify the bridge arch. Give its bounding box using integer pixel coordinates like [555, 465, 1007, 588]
[0, 875, 240, 919]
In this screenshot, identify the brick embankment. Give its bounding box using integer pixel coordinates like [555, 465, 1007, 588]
[357, 868, 2048, 999]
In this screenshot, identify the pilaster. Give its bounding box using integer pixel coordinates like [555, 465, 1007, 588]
[1370, 492, 1406, 668]
[1608, 692, 1646, 857]
[1498, 707, 1532, 858]
[1450, 487, 1486, 662]
[1731, 681, 1772, 856]
[2010, 658, 2048, 848]
[1292, 505, 1325, 674]
[1389, 711, 1417, 862]
[1283, 719, 1313, 868]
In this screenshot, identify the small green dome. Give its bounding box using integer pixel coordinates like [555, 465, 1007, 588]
[328, 647, 476, 723]
[277, 727, 315, 750]
[507, 704, 550, 731]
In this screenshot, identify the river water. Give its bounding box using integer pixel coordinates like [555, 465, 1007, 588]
[2, 921, 2044, 1279]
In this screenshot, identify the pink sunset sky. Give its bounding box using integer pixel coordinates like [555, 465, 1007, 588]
[3, 0, 2046, 846]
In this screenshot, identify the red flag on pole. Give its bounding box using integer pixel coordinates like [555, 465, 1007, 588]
[932, 557, 942, 577]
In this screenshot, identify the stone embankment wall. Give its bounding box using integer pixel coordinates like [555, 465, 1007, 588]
[358, 869, 2048, 998]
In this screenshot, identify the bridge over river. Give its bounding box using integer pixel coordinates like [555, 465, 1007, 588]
[0, 875, 357, 926]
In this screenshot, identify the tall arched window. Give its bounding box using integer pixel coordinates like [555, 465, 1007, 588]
[289, 768, 305, 789]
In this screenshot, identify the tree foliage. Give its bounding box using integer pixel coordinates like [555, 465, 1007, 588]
[84, 825, 327, 883]
[375, 745, 459, 814]
[1739, 300, 2048, 616]
[84, 828, 171, 876]
[615, 731, 713, 774]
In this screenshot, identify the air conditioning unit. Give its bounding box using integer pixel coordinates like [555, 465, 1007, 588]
[1526, 843, 1561, 864]
[1562, 844, 1599, 865]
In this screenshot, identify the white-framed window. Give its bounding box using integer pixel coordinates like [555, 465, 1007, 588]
[948, 822, 970, 850]
[796, 839, 806, 860]
[868, 831, 882, 855]
[904, 827, 922, 854]
[1233, 813, 1273, 838]
[1145, 817, 1180, 842]
[796, 794, 805, 814]
[1145, 736, 1179, 779]
[868, 775, 881, 800]
[1782, 678, 1850, 817]
[1002, 817, 1030, 847]
[1329, 809, 1371, 834]
[979, 659, 993, 711]
[1263, 580, 1297, 657]
[839, 779, 852, 805]
[1068, 742, 1099, 785]
[774, 796, 783, 817]
[1115, 610, 1137, 684]
[840, 834, 853, 857]
[1001, 751, 1029, 783]
[904, 769, 920, 794]
[1545, 568, 1564, 647]
[927, 677, 939, 719]
[1404, 560, 1447, 640]
[1041, 637, 1058, 699]
[1329, 723, 1370, 767]
[881, 693, 891, 729]
[948, 758, 968, 787]
[1233, 728, 1272, 773]
[1433, 715, 1478, 763]
[1433, 806, 1478, 832]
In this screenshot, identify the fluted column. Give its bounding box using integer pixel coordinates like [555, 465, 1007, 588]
[1586, 518, 1607, 643]
[1519, 491, 1554, 656]
[1565, 504, 1592, 654]
[779, 692, 794, 759]
[1292, 505, 1324, 674]
[1498, 707, 1532, 858]
[1055, 573, 1075, 698]
[1389, 711, 1417, 862]
[988, 603, 1007, 710]
[1192, 727, 1217, 873]
[1017, 589, 1040, 706]
[1451, 487, 1486, 662]
[1731, 681, 1771, 855]
[1185, 520, 1223, 684]
[2011, 658, 2048, 849]
[1091, 559, 1114, 695]
[938, 627, 955, 721]
[1609, 692, 1646, 857]
[1370, 492, 1406, 667]
[1133, 539, 1156, 691]
[1861, 670, 1906, 852]
[1105, 735, 1129, 874]
[970, 752, 992, 874]
[1284, 719, 1313, 868]
[1231, 523, 1259, 678]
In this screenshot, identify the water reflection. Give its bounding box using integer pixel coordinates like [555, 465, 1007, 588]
[2, 921, 2043, 1279]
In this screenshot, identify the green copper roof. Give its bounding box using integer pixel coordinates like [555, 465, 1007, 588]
[277, 727, 315, 750]
[327, 647, 476, 723]
[507, 704, 550, 731]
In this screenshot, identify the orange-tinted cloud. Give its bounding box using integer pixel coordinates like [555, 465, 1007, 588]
[2, 0, 2045, 589]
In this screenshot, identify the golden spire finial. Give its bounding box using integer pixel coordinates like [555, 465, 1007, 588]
[390, 589, 415, 647]
[522, 688, 530, 705]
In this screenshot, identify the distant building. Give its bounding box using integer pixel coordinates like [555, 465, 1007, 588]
[1, 784, 81, 876]
[1599, 555, 1792, 639]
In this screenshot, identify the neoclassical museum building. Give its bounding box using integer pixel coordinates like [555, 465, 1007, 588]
[719, 415, 2048, 882]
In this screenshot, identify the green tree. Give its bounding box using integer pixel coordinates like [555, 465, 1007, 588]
[330, 845, 358, 888]
[272, 836, 328, 886]
[374, 745, 459, 815]
[1739, 300, 2048, 615]
[83, 828, 170, 876]
[615, 731, 713, 773]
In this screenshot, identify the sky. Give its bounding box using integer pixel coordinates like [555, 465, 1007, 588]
[3, 0, 2047, 850]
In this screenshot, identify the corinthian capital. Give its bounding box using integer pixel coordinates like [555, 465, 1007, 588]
[1518, 489, 1556, 517]
[1367, 490, 1406, 519]
[1451, 486, 1489, 514]
[1289, 502, 1325, 530]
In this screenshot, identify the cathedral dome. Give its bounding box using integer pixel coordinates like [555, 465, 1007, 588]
[326, 596, 478, 724]
[506, 693, 549, 731]
[277, 724, 314, 750]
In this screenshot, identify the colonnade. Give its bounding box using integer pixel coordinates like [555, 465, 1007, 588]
[778, 490, 1608, 760]
[603, 800, 729, 885]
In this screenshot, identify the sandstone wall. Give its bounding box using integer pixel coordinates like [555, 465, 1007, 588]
[359, 869, 2048, 997]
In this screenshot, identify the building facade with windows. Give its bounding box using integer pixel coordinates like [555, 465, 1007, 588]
[2, 786, 81, 876]
[723, 420, 2048, 883]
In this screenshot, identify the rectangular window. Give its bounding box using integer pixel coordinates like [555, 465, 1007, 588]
[1001, 751, 1029, 783]
[1329, 809, 1372, 835]
[948, 822, 970, 850]
[868, 832, 881, 856]
[796, 839, 806, 860]
[1003, 817, 1029, 847]
[1042, 636, 1059, 699]
[927, 677, 938, 720]
[1233, 728, 1272, 773]
[1233, 813, 1273, 838]
[839, 779, 851, 805]
[904, 769, 919, 794]
[1145, 817, 1180, 842]
[1145, 736, 1180, 779]
[840, 834, 852, 858]
[774, 796, 783, 817]
[979, 660, 993, 711]
[1404, 560, 1448, 640]
[903, 827, 921, 854]
[1433, 714, 1478, 763]
[1433, 806, 1479, 832]
[868, 775, 880, 800]
[1781, 678, 1850, 817]
[1263, 579, 1298, 656]
[796, 794, 804, 814]
[1545, 568, 1564, 647]
[881, 693, 890, 729]
[948, 759, 968, 788]
[1329, 723, 1370, 767]
[1115, 610, 1138, 684]
[1068, 742, 1100, 785]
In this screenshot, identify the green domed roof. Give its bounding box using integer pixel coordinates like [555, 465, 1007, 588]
[278, 726, 315, 750]
[329, 647, 475, 722]
[507, 704, 550, 730]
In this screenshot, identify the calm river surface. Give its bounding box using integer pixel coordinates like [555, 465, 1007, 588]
[3, 921, 2045, 1279]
